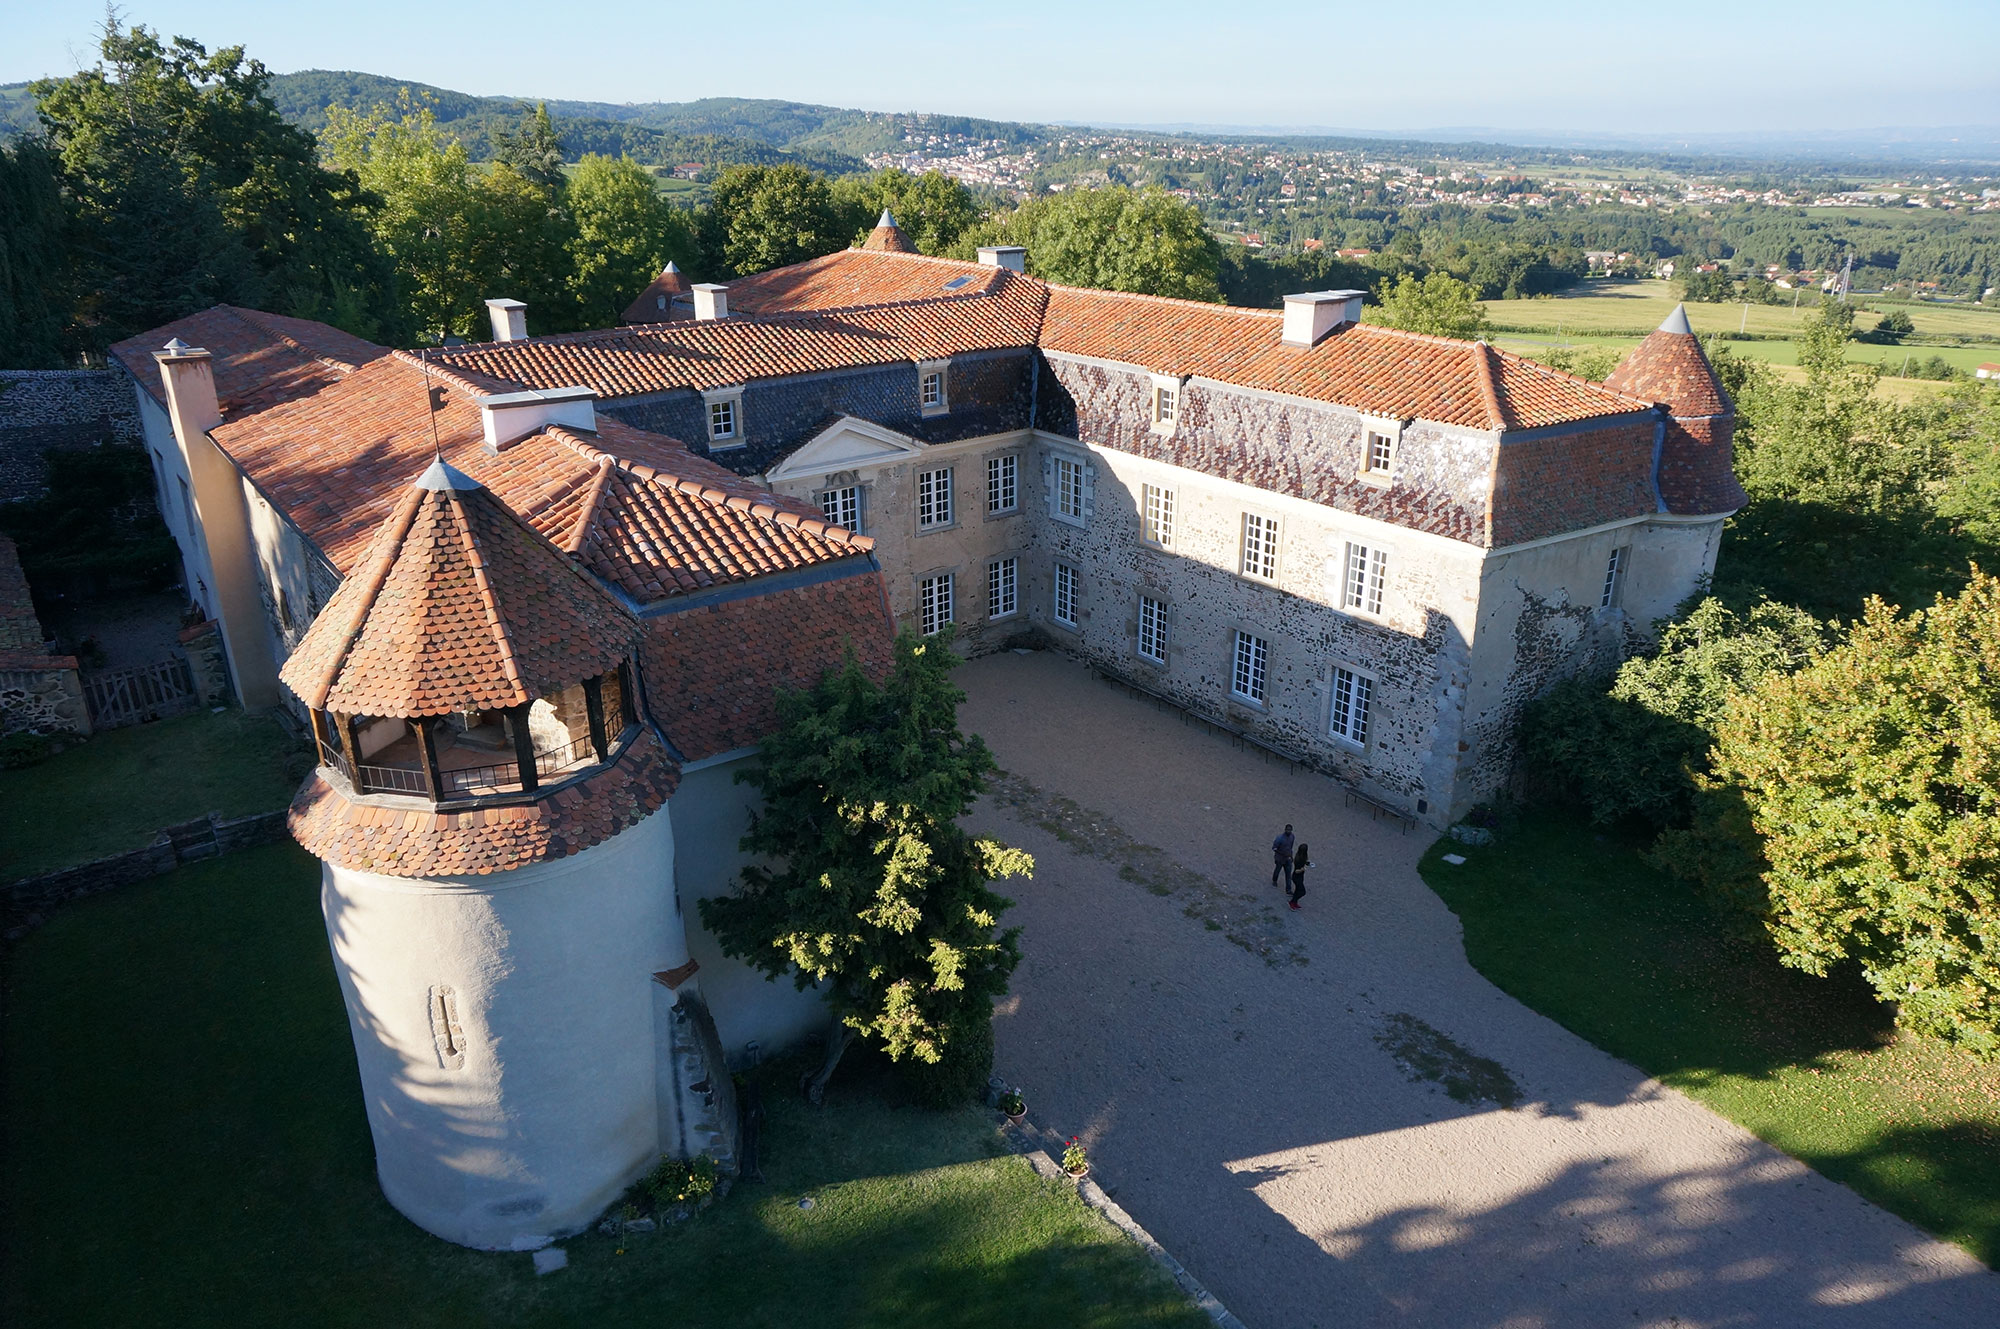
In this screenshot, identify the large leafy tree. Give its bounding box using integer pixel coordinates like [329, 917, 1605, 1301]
[830, 168, 982, 256]
[1372, 271, 1489, 339]
[1709, 573, 2000, 1054]
[966, 187, 1222, 301]
[700, 164, 848, 278]
[699, 631, 1031, 1105]
[33, 21, 386, 346]
[566, 154, 695, 326]
[0, 139, 69, 367]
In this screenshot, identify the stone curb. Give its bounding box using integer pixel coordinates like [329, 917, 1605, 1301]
[1007, 1120, 1249, 1329]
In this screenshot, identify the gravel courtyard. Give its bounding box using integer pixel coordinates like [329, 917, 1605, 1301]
[960, 649, 2000, 1329]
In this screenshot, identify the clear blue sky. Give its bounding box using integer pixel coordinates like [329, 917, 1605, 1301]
[6, 1, 1995, 135]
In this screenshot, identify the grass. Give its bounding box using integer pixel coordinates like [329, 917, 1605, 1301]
[1485, 277, 2000, 342]
[0, 707, 307, 881]
[1419, 814, 2000, 1267]
[1492, 329, 1987, 400]
[1, 843, 1206, 1329]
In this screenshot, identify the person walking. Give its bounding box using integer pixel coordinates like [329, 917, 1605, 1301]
[1289, 842, 1311, 910]
[1272, 824, 1295, 892]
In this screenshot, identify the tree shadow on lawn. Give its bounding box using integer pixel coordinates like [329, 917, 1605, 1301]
[3, 843, 1202, 1329]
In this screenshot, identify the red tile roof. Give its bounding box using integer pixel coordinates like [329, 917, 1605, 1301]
[280, 462, 641, 718]
[289, 726, 680, 875]
[1603, 308, 1733, 418]
[860, 212, 917, 254]
[620, 262, 692, 325]
[722, 248, 1011, 314]
[109, 305, 387, 416]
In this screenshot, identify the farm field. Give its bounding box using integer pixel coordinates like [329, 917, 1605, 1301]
[1493, 331, 1993, 379]
[1483, 278, 2000, 342]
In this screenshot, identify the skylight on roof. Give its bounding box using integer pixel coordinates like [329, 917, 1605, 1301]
[942, 276, 974, 291]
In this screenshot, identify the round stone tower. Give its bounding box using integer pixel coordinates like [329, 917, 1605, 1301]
[280, 459, 726, 1250]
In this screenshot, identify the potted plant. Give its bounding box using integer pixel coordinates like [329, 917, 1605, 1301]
[999, 1090, 1026, 1125]
[1061, 1138, 1089, 1180]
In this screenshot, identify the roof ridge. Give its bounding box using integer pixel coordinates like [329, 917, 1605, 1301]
[564, 456, 617, 556]
[226, 305, 370, 375]
[299, 483, 426, 710]
[389, 347, 503, 398]
[449, 488, 531, 704]
[1047, 282, 1279, 319]
[1471, 341, 1510, 431]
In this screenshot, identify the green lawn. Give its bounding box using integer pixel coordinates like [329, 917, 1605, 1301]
[0, 707, 307, 881]
[1420, 815, 2000, 1266]
[1485, 277, 2000, 342]
[2, 843, 1205, 1329]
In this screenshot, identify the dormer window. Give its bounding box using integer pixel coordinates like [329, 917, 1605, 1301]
[702, 386, 745, 449]
[1358, 418, 1402, 484]
[917, 359, 950, 417]
[1149, 373, 1182, 435]
[1366, 431, 1394, 475]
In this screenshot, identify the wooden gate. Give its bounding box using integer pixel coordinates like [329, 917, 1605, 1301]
[84, 657, 199, 729]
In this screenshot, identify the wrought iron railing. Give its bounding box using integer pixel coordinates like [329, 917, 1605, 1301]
[354, 762, 429, 796]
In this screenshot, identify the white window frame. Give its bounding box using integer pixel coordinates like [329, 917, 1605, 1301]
[1358, 417, 1402, 484]
[701, 386, 745, 448]
[917, 466, 954, 531]
[1150, 373, 1182, 435]
[1329, 664, 1373, 748]
[1231, 630, 1269, 705]
[1601, 546, 1628, 609]
[1053, 455, 1086, 526]
[920, 572, 955, 636]
[1137, 595, 1169, 664]
[1053, 562, 1078, 628]
[988, 557, 1018, 620]
[1241, 512, 1279, 582]
[819, 485, 861, 534]
[1343, 542, 1387, 617]
[918, 358, 950, 416]
[986, 453, 1018, 515]
[1141, 483, 1174, 548]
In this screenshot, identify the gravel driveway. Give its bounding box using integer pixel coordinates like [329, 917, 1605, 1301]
[961, 650, 1999, 1328]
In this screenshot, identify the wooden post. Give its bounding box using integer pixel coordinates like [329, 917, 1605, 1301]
[341, 713, 365, 786]
[416, 717, 445, 801]
[583, 676, 608, 762]
[309, 708, 331, 763]
[616, 661, 637, 728]
[510, 703, 539, 793]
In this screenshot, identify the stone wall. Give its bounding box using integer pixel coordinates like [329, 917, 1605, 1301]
[0, 370, 144, 502]
[4, 808, 288, 929]
[0, 660, 89, 736]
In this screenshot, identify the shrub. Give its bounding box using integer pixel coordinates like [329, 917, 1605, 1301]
[643, 1153, 719, 1208]
[896, 1001, 995, 1109]
[0, 731, 68, 769]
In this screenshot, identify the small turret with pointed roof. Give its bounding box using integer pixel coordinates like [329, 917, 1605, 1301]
[1605, 304, 1747, 515]
[861, 208, 917, 254]
[620, 260, 695, 325]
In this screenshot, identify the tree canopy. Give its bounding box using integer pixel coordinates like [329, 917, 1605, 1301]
[1371, 271, 1489, 339]
[964, 187, 1222, 302]
[698, 631, 1031, 1104]
[566, 153, 696, 326]
[700, 163, 848, 278]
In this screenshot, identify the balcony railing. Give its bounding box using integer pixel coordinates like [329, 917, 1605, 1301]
[322, 725, 620, 802]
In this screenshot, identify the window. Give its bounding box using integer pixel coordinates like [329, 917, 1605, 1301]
[988, 557, 1018, 619]
[1054, 456, 1085, 522]
[920, 573, 954, 635]
[1153, 383, 1177, 428]
[1142, 484, 1174, 547]
[1231, 630, 1269, 704]
[1330, 666, 1372, 745]
[1601, 546, 1627, 609]
[1137, 596, 1169, 663]
[430, 984, 466, 1070]
[1241, 513, 1279, 581]
[1365, 431, 1395, 476]
[987, 454, 1017, 514]
[921, 371, 943, 408]
[708, 397, 737, 442]
[819, 485, 861, 534]
[918, 360, 949, 415]
[1053, 562, 1078, 627]
[918, 466, 953, 529]
[1343, 542, 1387, 616]
[178, 476, 196, 534]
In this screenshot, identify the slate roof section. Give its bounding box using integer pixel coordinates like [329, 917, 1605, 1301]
[109, 305, 387, 416]
[279, 464, 641, 718]
[620, 262, 692, 325]
[288, 725, 680, 876]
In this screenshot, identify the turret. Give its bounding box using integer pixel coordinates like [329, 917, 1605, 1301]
[1605, 304, 1748, 515]
[861, 208, 917, 253]
[281, 459, 730, 1249]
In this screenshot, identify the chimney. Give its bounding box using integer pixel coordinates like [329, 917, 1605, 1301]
[976, 246, 1027, 272]
[485, 298, 528, 342]
[476, 386, 598, 453]
[153, 341, 283, 708]
[1281, 289, 1365, 348]
[691, 283, 730, 321]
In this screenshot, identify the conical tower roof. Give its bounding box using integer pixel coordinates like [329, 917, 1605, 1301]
[861, 209, 917, 253]
[281, 460, 640, 717]
[1604, 304, 1731, 417]
[620, 261, 694, 324]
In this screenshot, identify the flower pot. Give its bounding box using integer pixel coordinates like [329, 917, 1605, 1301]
[1064, 1165, 1089, 1181]
[1004, 1109, 1026, 1126]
